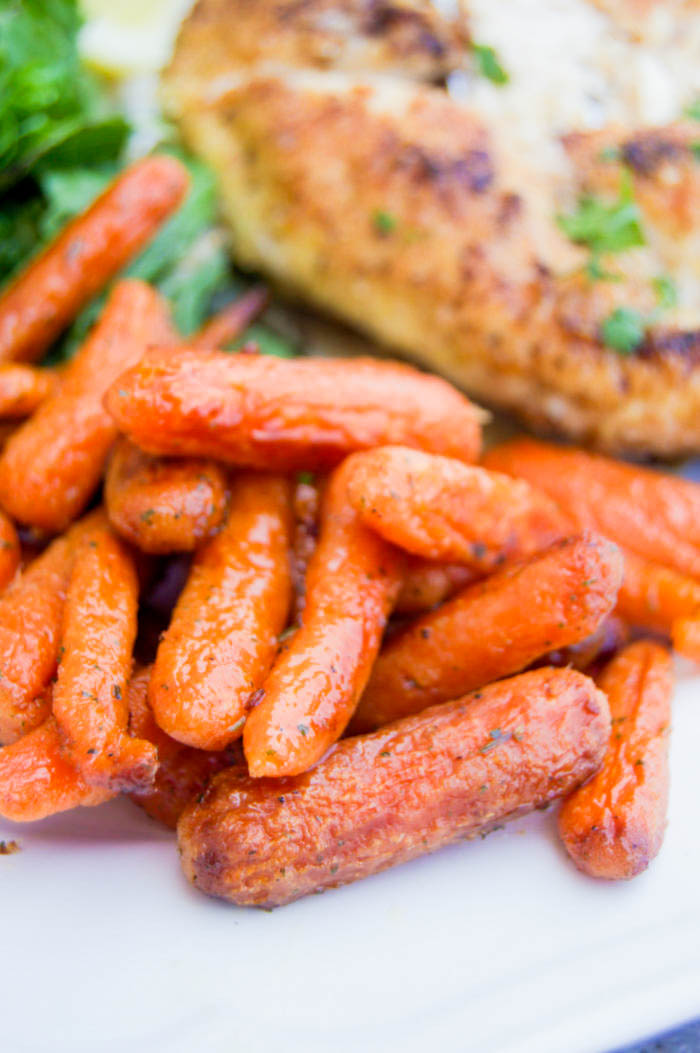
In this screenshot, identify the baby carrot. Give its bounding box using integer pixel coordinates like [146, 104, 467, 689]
[105, 350, 483, 470]
[558, 641, 672, 880]
[150, 474, 294, 750]
[351, 533, 623, 733]
[395, 558, 478, 615]
[243, 459, 403, 778]
[484, 438, 700, 580]
[344, 446, 566, 568]
[0, 364, 56, 417]
[0, 155, 188, 364]
[105, 436, 229, 553]
[0, 509, 19, 593]
[0, 280, 175, 532]
[52, 518, 156, 792]
[616, 549, 700, 637]
[190, 286, 269, 348]
[0, 717, 113, 823]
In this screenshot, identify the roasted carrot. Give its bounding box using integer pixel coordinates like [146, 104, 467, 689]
[0, 509, 19, 593]
[127, 666, 239, 828]
[105, 436, 228, 554]
[351, 533, 623, 733]
[243, 459, 403, 778]
[180, 667, 610, 907]
[0, 716, 113, 822]
[344, 446, 567, 568]
[395, 558, 478, 615]
[0, 280, 175, 532]
[617, 548, 700, 636]
[0, 156, 188, 364]
[484, 438, 700, 580]
[533, 615, 630, 675]
[105, 350, 483, 470]
[0, 364, 56, 418]
[190, 286, 269, 348]
[52, 518, 156, 791]
[558, 641, 672, 880]
[151, 474, 294, 750]
[0, 509, 103, 746]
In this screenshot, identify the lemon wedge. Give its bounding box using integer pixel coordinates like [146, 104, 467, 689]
[78, 0, 194, 77]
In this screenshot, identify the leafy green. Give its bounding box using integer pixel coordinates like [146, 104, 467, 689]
[471, 43, 509, 85]
[372, 209, 397, 235]
[558, 171, 645, 256]
[232, 323, 297, 358]
[600, 307, 646, 354]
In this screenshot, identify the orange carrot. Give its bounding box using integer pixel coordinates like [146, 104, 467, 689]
[344, 445, 567, 568]
[105, 436, 229, 554]
[243, 459, 403, 778]
[0, 156, 188, 364]
[484, 438, 700, 580]
[617, 548, 700, 636]
[0, 716, 113, 822]
[105, 350, 483, 470]
[0, 508, 19, 593]
[0, 280, 175, 532]
[395, 558, 478, 615]
[52, 518, 156, 791]
[351, 533, 623, 733]
[190, 286, 269, 348]
[558, 641, 672, 880]
[150, 474, 294, 750]
[0, 364, 56, 417]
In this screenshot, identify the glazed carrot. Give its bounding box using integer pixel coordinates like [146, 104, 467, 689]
[344, 446, 567, 568]
[52, 519, 156, 791]
[243, 459, 403, 778]
[351, 533, 623, 733]
[151, 474, 294, 750]
[534, 615, 630, 674]
[105, 350, 483, 470]
[558, 641, 672, 880]
[672, 618, 700, 660]
[105, 436, 229, 554]
[0, 364, 56, 417]
[0, 509, 103, 746]
[395, 558, 478, 615]
[128, 666, 239, 828]
[0, 716, 113, 822]
[0, 280, 175, 532]
[0, 155, 188, 364]
[180, 667, 610, 907]
[616, 548, 700, 636]
[0, 509, 19, 592]
[190, 286, 269, 348]
[484, 438, 700, 580]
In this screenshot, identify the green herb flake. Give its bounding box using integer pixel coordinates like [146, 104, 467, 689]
[372, 209, 397, 235]
[557, 171, 645, 255]
[140, 508, 156, 525]
[297, 723, 310, 738]
[653, 275, 678, 310]
[471, 43, 509, 85]
[479, 727, 512, 754]
[598, 145, 621, 163]
[692, 142, 700, 161]
[600, 307, 646, 354]
[684, 98, 700, 122]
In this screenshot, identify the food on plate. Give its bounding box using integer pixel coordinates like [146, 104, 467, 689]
[163, 0, 700, 457]
[0, 365, 56, 419]
[0, 157, 188, 364]
[351, 533, 623, 733]
[242, 458, 403, 777]
[105, 348, 484, 469]
[0, 510, 19, 594]
[394, 558, 478, 615]
[150, 474, 294, 750]
[558, 640, 672, 880]
[534, 615, 630, 675]
[179, 667, 611, 907]
[615, 549, 700, 642]
[0, 281, 175, 532]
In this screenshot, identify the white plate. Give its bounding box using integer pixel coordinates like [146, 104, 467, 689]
[2, 664, 700, 1053]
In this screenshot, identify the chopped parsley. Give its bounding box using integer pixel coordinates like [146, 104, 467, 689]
[471, 43, 509, 85]
[557, 171, 645, 256]
[372, 209, 397, 235]
[684, 98, 700, 122]
[653, 275, 678, 310]
[692, 142, 700, 161]
[479, 727, 512, 754]
[600, 307, 646, 354]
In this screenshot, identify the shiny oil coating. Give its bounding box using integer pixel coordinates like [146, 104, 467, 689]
[105, 436, 229, 554]
[558, 641, 672, 880]
[0, 156, 188, 364]
[352, 533, 623, 733]
[0, 281, 175, 533]
[105, 349, 483, 471]
[344, 445, 567, 568]
[243, 459, 403, 777]
[52, 519, 156, 792]
[484, 438, 700, 580]
[0, 509, 19, 593]
[179, 667, 611, 907]
[151, 474, 294, 750]
[616, 548, 700, 637]
[0, 364, 56, 417]
[395, 557, 477, 615]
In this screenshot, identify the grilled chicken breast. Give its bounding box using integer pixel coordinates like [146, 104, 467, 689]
[163, 0, 700, 456]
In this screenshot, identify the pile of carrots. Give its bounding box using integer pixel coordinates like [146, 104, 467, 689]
[0, 156, 696, 907]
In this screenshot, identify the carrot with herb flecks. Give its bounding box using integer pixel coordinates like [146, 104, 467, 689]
[243, 459, 403, 778]
[344, 446, 567, 569]
[52, 517, 156, 792]
[105, 436, 229, 554]
[0, 716, 114, 822]
[351, 533, 623, 734]
[0, 155, 188, 364]
[151, 474, 294, 751]
[395, 558, 478, 615]
[0, 509, 103, 746]
[616, 548, 700, 636]
[128, 666, 241, 828]
[105, 349, 483, 470]
[190, 285, 269, 348]
[0, 280, 175, 532]
[484, 437, 700, 580]
[0, 364, 56, 418]
[181, 667, 610, 907]
[533, 615, 630, 675]
[0, 509, 19, 593]
[558, 641, 672, 880]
